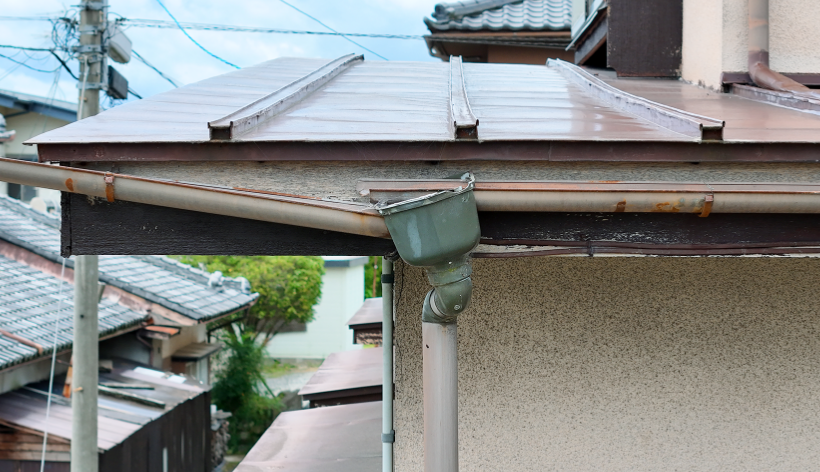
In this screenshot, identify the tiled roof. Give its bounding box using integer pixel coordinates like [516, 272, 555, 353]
[425, 0, 572, 32]
[0, 195, 258, 322]
[0, 255, 145, 370]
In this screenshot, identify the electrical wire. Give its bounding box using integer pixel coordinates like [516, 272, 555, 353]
[153, 0, 240, 69]
[277, 0, 389, 60]
[132, 49, 179, 87]
[39, 259, 68, 472]
[120, 18, 424, 40]
[0, 51, 59, 73]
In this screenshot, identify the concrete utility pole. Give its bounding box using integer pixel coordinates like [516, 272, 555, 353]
[72, 2, 105, 471]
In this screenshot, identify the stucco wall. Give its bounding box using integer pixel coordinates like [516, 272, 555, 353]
[394, 257, 820, 471]
[682, 0, 820, 89]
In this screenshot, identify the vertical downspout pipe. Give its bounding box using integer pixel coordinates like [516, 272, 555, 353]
[378, 176, 480, 472]
[747, 0, 820, 97]
[382, 258, 395, 472]
[748, 0, 769, 71]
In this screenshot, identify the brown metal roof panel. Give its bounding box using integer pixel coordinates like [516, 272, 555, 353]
[298, 347, 382, 397]
[235, 401, 381, 472]
[240, 61, 452, 142]
[347, 298, 383, 327]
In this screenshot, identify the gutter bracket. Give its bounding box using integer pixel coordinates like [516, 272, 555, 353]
[382, 431, 395, 443]
[700, 192, 714, 218]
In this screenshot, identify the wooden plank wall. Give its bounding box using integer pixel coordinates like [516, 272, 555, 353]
[607, 0, 683, 77]
[99, 391, 211, 472]
[0, 429, 70, 472]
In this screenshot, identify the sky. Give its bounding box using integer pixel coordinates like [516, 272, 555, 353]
[0, 0, 439, 107]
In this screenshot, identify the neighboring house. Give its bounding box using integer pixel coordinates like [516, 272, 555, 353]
[265, 256, 366, 360]
[0, 195, 257, 470]
[424, 0, 574, 63]
[21, 1, 820, 468]
[0, 89, 76, 207]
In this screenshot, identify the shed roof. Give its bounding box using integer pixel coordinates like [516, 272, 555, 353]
[0, 361, 207, 451]
[298, 347, 382, 400]
[235, 401, 381, 472]
[425, 0, 572, 32]
[0, 88, 77, 123]
[0, 195, 258, 323]
[347, 298, 383, 328]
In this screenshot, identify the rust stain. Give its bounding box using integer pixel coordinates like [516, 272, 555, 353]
[64, 178, 74, 192]
[615, 200, 626, 212]
[652, 202, 680, 213]
[104, 173, 115, 203]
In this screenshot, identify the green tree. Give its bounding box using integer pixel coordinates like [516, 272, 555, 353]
[364, 256, 382, 299]
[171, 255, 324, 452]
[172, 255, 324, 346]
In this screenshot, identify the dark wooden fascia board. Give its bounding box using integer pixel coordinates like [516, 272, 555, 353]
[40, 141, 820, 164]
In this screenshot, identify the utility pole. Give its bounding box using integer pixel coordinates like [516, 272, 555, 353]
[72, 2, 105, 472]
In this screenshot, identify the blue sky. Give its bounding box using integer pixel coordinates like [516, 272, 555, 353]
[0, 0, 438, 106]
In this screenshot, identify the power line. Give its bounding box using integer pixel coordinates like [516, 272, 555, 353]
[121, 19, 424, 40]
[277, 0, 389, 60]
[0, 52, 59, 73]
[153, 0, 240, 69]
[0, 16, 426, 41]
[132, 49, 179, 88]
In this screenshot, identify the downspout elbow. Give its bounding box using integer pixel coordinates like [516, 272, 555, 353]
[422, 276, 473, 324]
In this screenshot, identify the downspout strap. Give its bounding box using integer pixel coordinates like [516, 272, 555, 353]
[382, 431, 395, 443]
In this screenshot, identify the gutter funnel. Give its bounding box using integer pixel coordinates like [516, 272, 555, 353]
[377, 173, 481, 323]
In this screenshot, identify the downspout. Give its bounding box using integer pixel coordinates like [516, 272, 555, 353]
[382, 258, 395, 472]
[378, 176, 481, 472]
[748, 0, 820, 99]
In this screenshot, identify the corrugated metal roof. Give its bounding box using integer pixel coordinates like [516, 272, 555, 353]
[0, 195, 258, 322]
[0, 255, 145, 370]
[347, 298, 382, 328]
[0, 361, 206, 450]
[425, 0, 572, 32]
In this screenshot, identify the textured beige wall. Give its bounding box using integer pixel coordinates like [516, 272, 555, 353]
[682, 0, 724, 88]
[394, 257, 820, 471]
[683, 0, 820, 89]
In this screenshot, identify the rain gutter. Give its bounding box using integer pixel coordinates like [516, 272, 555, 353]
[0, 157, 389, 238]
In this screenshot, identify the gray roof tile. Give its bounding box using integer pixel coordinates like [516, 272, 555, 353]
[426, 0, 572, 32]
[0, 195, 258, 323]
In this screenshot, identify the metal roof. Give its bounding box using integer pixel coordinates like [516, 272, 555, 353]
[235, 401, 381, 472]
[0, 361, 206, 450]
[0, 195, 258, 322]
[298, 347, 382, 399]
[0, 254, 145, 371]
[27, 57, 820, 165]
[425, 0, 572, 32]
[0, 89, 77, 123]
[347, 298, 383, 328]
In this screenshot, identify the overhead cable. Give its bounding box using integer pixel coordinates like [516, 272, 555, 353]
[132, 49, 179, 87]
[277, 0, 389, 60]
[153, 0, 240, 69]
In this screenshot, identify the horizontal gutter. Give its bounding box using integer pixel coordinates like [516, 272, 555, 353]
[359, 179, 820, 215]
[0, 157, 389, 238]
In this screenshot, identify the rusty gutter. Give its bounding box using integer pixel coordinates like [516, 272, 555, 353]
[0, 157, 389, 238]
[359, 179, 820, 215]
[548, 59, 725, 141]
[208, 54, 363, 140]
